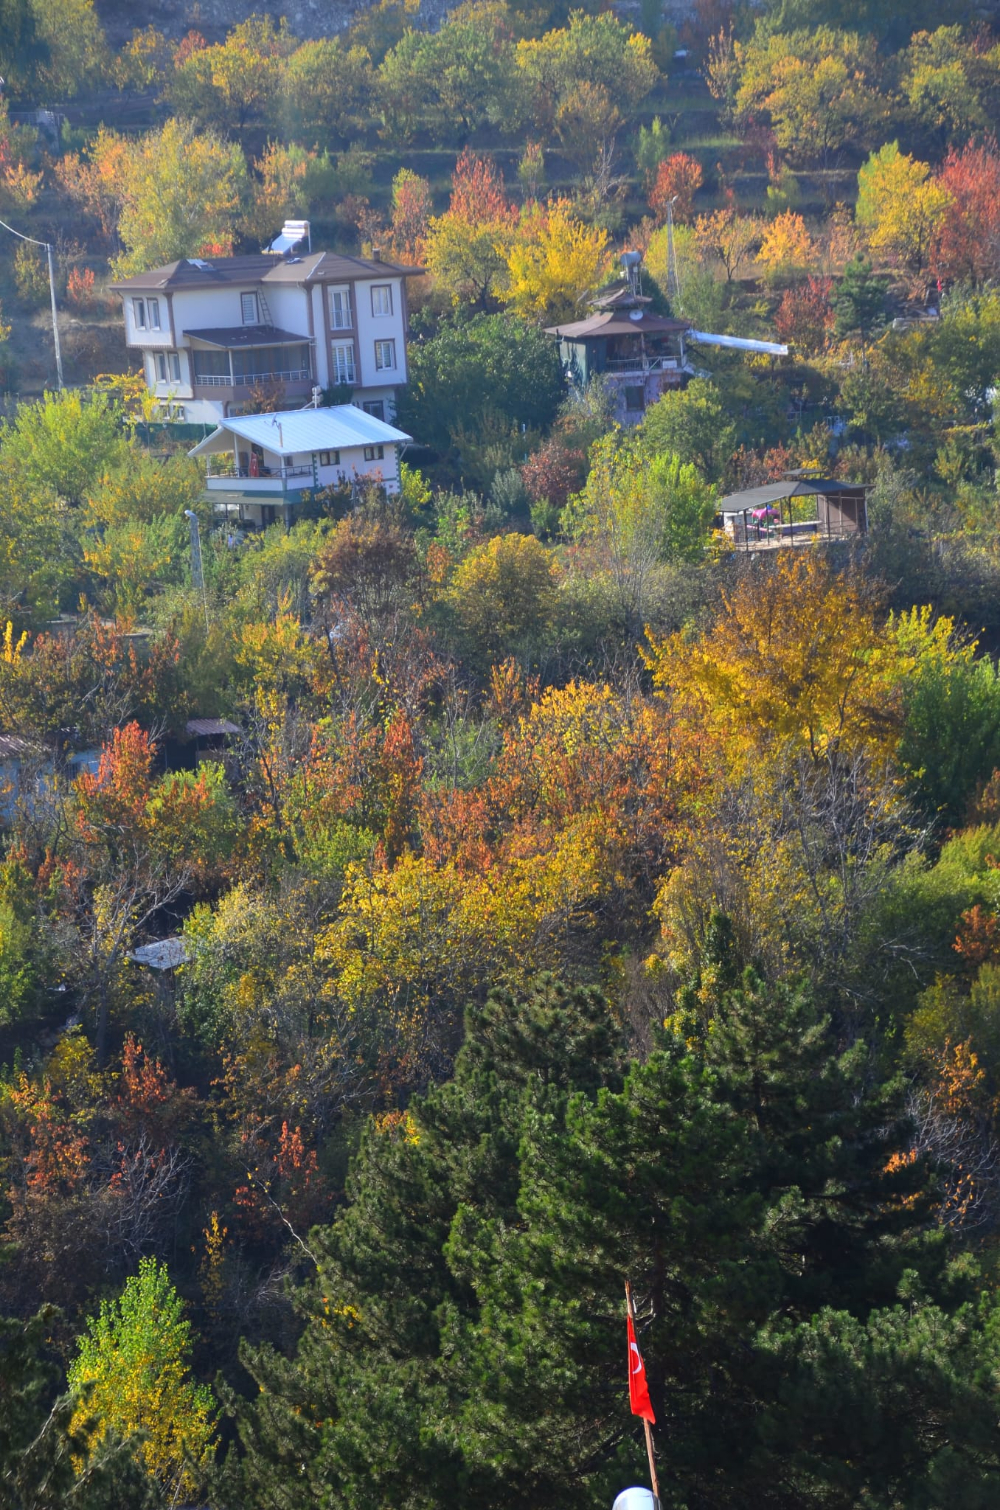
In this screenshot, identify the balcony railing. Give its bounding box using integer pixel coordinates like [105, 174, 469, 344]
[605, 355, 681, 374]
[194, 368, 312, 388]
[205, 459, 314, 481]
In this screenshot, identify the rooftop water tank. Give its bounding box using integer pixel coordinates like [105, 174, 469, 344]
[613, 1490, 660, 1510]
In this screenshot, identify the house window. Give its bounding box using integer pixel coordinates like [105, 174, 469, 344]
[193, 349, 230, 383]
[329, 287, 352, 329]
[363, 445, 385, 462]
[331, 343, 356, 384]
[371, 284, 392, 317]
[374, 339, 396, 371]
[318, 450, 340, 466]
[155, 351, 181, 382]
[624, 385, 646, 412]
[362, 400, 385, 420]
[133, 297, 160, 331]
[240, 292, 259, 324]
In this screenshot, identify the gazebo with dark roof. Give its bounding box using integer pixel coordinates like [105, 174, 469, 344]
[718, 476, 870, 550]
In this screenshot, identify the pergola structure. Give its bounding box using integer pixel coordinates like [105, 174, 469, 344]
[718, 475, 870, 551]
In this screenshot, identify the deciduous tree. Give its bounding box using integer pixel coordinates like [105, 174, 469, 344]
[69, 1258, 215, 1500]
[648, 151, 703, 224]
[856, 141, 950, 278]
[930, 139, 1000, 285]
[503, 199, 611, 324]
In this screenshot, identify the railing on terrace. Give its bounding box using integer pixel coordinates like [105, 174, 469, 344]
[205, 459, 314, 481]
[605, 355, 681, 374]
[726, 518, 865, 551]
[194, 368, 312, 388]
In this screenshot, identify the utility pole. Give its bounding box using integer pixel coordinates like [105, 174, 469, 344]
[665, 196, 680, 306]
[46, 241, 64, 389]
[184, 510, 210, 632]
[0, 214, 63, 387]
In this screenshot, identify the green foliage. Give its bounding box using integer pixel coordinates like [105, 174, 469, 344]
[111, 120, 249, 277]
[28, 0, 107, 97]
[639, 376, 736, 482]
[0, 0, 48, 94]
[833, 255, 888, 345]
[0, 902, 34, 1026]
[377, 1, 521, 143]
[396, 313, 564, 456]
[215, 959, 999, 1510]
[761, 0, 957, 49]
[734, 24, 888, 164]
[895, 619, 1000, 826]
[1, 391, 128, 506]
[68, 1258, 215, 1500]
[0, 1306, 160, 1509]
[13, 244, 48, 307]
[446, 531, 558, 659]
[633, 114, 670, 185]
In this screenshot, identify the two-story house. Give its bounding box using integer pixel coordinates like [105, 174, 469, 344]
[189, 402, 413, 529]
[110, 236, 420, 426]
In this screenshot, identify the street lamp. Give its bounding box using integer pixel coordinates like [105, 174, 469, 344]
[0, 212, 63, 388]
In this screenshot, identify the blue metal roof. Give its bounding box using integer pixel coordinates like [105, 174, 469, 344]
[189, 404, 412, 458]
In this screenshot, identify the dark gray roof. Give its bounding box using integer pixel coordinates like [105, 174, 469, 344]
[185, 324, 308, 348]
[719, 479, 869, 510]
[546, 310, 690, 339]
[186, 718, 241, 737]
[111, 251, 422, 293]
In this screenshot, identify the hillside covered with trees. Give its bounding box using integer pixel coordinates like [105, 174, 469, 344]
[5, 0, 1000, 1506]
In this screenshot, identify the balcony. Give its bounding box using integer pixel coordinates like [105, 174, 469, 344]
[204, 457, 315, 492]
[195, 367, 312, 388]
[605, 355, 682, 375]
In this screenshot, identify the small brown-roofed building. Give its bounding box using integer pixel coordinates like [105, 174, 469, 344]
[718, 476, 870, 550]
[185, 717, 241, 765]
[109, 227, 423, 429]
[546, 305, 692, 425]
[547, 249, 788, 425]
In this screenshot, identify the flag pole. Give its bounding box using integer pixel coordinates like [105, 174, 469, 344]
[625, 1281, 660, 1503]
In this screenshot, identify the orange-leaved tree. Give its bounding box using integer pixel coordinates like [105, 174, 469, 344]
[649, 152, 703, 224]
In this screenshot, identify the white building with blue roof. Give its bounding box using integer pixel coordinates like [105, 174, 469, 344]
[189, 403, 413, 528]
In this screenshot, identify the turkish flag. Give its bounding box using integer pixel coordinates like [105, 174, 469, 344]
[627, 1313, 655, 1423]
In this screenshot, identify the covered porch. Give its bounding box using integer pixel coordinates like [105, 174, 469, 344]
[718, 476, 870, 551]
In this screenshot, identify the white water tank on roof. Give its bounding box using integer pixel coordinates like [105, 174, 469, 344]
[613, 1490, 660, 1510]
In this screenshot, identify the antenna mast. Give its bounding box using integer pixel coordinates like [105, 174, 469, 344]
[666, 196, 680, 306]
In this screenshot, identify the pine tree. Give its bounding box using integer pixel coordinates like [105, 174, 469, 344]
[217, 963, 1000, 1510]
[833, 256, 889, 351]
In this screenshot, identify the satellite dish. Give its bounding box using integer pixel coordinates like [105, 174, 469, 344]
[629, 310, 643, 322]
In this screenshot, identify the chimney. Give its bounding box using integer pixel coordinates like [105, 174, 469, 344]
[371, 247, 382, 263]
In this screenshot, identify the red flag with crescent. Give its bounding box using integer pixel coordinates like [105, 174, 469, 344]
[627, 1312, 655, 1423]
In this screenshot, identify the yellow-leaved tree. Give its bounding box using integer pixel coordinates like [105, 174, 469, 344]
[645, 552, 890, 764]
[756, 210, 819, 282]
[856, 142, 951, 278]
[503, 200, 612, 325]
[68, 1257, 215, 1499]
